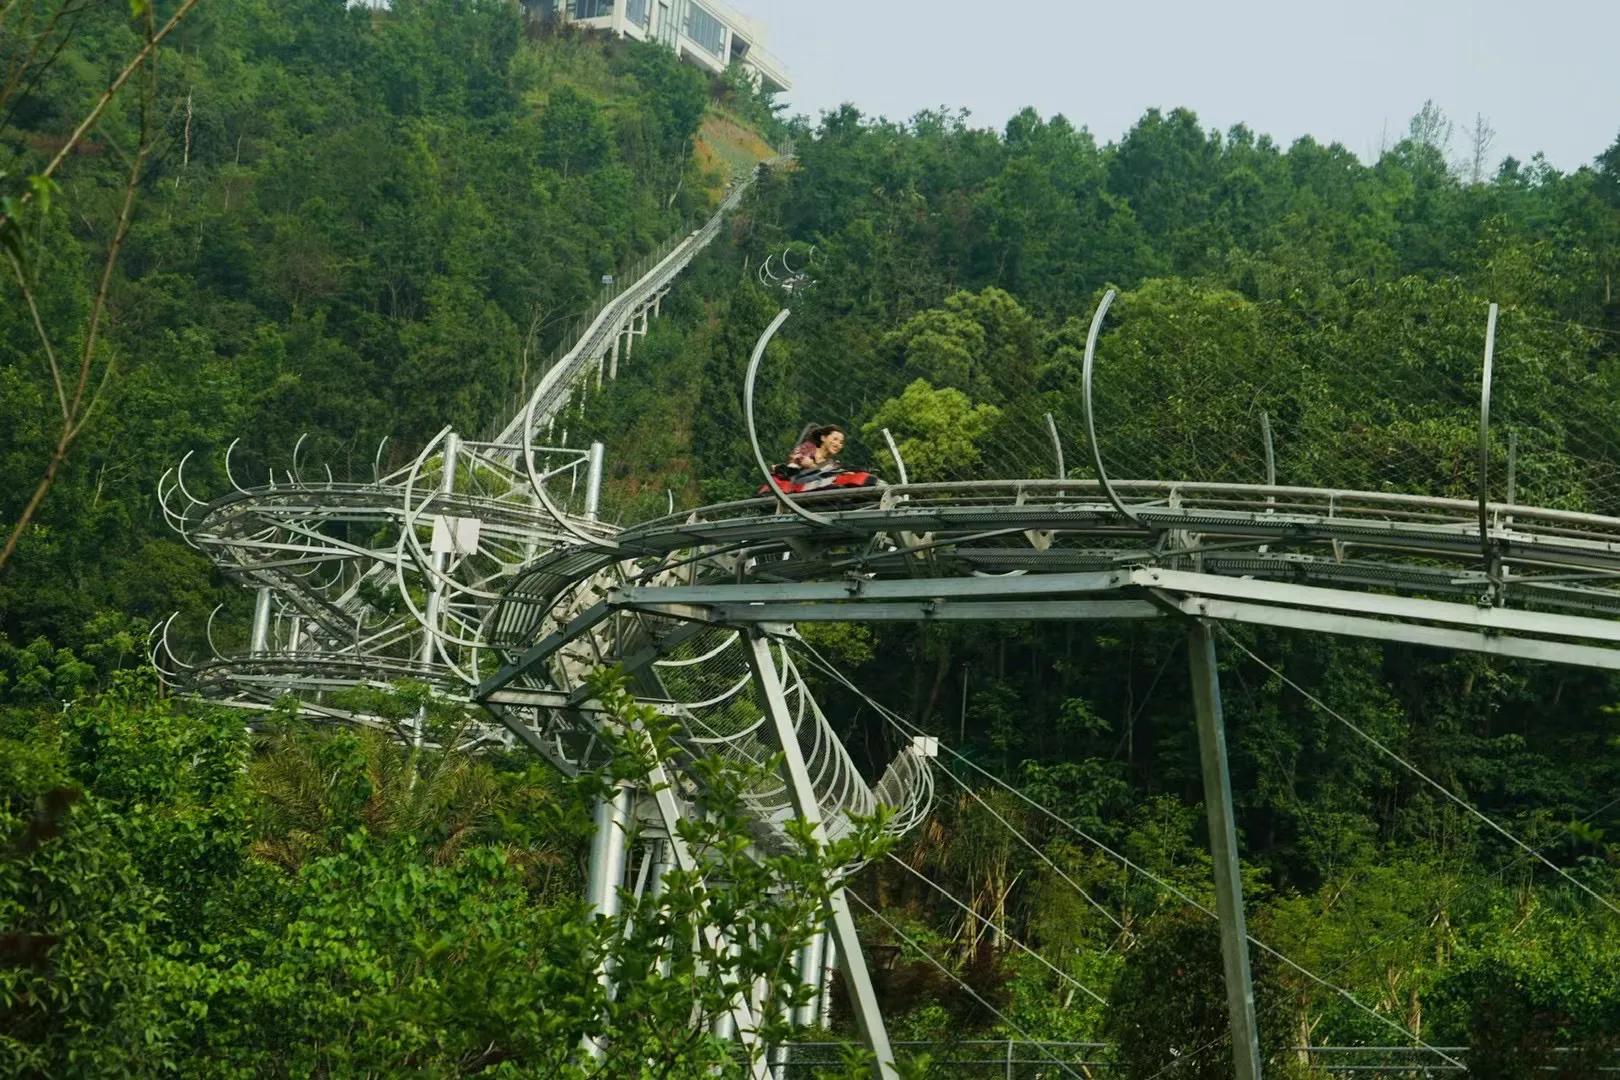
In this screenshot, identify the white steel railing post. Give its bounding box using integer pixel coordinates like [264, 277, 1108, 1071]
[1477, 302, 1500, 588]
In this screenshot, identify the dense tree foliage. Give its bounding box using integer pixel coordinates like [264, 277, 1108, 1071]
[571, 101, 1620, 1067]
[2, 662, 871, 1075]
[1, 0, 721, 644]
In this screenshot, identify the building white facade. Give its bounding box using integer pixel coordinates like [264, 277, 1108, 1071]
[550, 0, 789, 94]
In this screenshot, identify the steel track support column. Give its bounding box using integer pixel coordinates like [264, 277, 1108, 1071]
[584, 442, 605, 522]
[752, 955, 769, 1021]
[743, 631, 898, 1080]
[794, 925, 829, 1027]
[250, 586, 272, 655]
[711, 935, 743, 1039]
[646, 837, 675, 979]
[609, 333, 620, 380]
[635, 744, 770, 1080]
[644, 837, 672, 900]
[585, 784, 634, 921]
[417, 431, 459, 747]
[581, 780, 634, 1062]
[818, 937, 838, 1027]
[1187, 620, 1262, 1080]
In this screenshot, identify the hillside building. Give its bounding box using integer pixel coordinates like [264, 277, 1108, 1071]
[530, 0, 789, 94]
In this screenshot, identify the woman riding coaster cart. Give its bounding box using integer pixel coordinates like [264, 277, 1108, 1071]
[761, 423, 881, 496]
[790, 423, 843, 469]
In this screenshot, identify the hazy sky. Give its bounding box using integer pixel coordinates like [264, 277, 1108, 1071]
[740, 0, 1619, 171]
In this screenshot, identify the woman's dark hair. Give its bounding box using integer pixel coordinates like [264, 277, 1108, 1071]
[793, 423, 844, 448]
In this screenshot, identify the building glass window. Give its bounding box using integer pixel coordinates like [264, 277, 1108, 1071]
[684, 2, 725, 56]
[573, 0, 614, 18]
[626, 0, 649, 27]
[657, 0, 682, 46]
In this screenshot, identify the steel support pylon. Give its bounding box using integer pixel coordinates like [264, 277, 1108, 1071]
[1187, 620, 1262, 1080]
[743, 631, 898, 1080]
[584, 441, 605, 522]
[794, 925, 829, 1027]
[581, 780, 633, 1063]
[417, 430, 459, 746]
[250, 586, 272, 655]
[585, 783, 633, 921]
[635, 739, 771, 1079]
[645, 838, 675, 979]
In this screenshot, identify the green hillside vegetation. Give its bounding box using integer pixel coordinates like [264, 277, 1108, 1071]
[3, 1, 1620, 1075]
[564, 104, 1620, 1070]
[0, 0, 735, 642]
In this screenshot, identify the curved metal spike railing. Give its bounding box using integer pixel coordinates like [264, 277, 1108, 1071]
[159, 421, 939, 848]
[153, 430, 592, 706]
[161, 262, 1616, 865]
[159, 438, 909, 790]
[759, 243, 815, 294]
[481, 543, 937, 847]
[157, 156, 936, 871]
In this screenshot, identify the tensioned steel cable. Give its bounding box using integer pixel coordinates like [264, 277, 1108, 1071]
[913, 760, 1127, 936]
[1217, 626, 1620, 918]
[1513, 310, 1620, 342]
[883, 852, 1109, 1007]
[797, 640, 1208, 903]
[892, 693, 1465, 1071]
[793, 647, 1123, 935]
[847, 892, 1090, 1080]
[794, 639, 1465, 1071]
[1234, 678, 1620, 969]
[1144, 791, 1620, 1080]
[904, 713, 1461, 1070]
